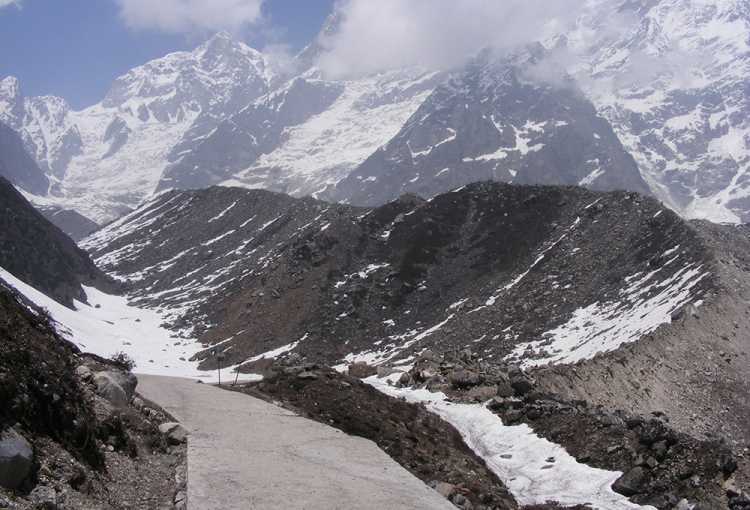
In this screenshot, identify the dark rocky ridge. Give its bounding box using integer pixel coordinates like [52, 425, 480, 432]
[37, 205, 100, 242]
[85, 182, 711, 370]
[0, 177, 112, 307]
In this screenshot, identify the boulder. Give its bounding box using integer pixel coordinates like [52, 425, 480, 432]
[348, 362, 377, 379]
[449, 369, 482, 389]
[612, 466, 647, 496]
[0, 428, 33, 490]
[75, 365, 92, 381]
[466, 386, 497, 402]
[159, 422, 189, 445]
[93, 372, 128, 408]
[104, 370, 138, 400]
[508, 365, 535, 396]
[376, 365, 397, 378]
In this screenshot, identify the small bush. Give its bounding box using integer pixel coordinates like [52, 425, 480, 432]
[109, 351, 136, 371]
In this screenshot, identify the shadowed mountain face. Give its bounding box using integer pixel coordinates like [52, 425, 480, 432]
[0, 177, 111, 307]
[0, 121, 48, 195]
[333, 49, 651, 206]
[37, 205, 100, 242]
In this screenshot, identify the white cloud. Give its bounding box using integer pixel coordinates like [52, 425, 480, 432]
[317, 0, 584, 79]
[0, 0, 22, 9]
[115, 0, 264, 34]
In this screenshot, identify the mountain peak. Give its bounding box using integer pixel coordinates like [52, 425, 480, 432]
[0, 76, 20, 99]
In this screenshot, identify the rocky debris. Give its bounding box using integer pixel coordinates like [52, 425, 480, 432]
[28, 485, 57, 509]
[393, 348, 524, 403]
[158, 423, 188, 445]
[395, 349, 739, 509]
[488, 387, 736, 508]
[0, 429, 32, 490]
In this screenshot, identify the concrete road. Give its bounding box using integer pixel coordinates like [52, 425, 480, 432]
[137, 375, 454, 510]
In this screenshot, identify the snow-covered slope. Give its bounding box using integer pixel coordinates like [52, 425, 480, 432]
[574, 0, 750, 222]
[0, 32, 275, 223]
[159, 66, 440, 199]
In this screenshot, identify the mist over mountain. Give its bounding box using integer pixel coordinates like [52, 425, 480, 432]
[1, 0, 748, 225]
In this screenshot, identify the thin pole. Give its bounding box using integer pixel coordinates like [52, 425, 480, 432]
[218, 357, 222, 386]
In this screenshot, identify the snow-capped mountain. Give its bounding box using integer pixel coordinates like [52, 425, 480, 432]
[162, 67, 440, 198]
[333, 47, 650, 206]
[3, 1, 750, 226]
[575, 0, 750, 222]
[0, 76, 82, 181]
[0, 32, 275, 223]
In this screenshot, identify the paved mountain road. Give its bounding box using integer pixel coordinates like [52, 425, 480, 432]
[137, 375, 454, 510]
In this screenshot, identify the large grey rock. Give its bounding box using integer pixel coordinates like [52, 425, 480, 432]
[612, 466, 647, 497]
[159, 422, 189, 445]
[93, 371, 128, 408]
[75, 365, 92, 381]
[0, 428, 33, 490]
[103, 370, 138, 400]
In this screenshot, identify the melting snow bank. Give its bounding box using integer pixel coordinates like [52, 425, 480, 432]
[365, 374, 655, 510]
[0, 266, 241, 383]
